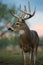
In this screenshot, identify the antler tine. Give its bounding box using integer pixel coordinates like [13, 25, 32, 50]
[32, 7, 36, 16]
[18, 4, 22, 17]
[28, 0, 31, 14]
[23, 5, 27, 16]
[19, 4, 21, 10]
[10, 11, 19, 19]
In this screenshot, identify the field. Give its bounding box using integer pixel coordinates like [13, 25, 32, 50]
[0, 49, 43, 65]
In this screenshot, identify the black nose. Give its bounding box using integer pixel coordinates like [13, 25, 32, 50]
[8, 28, 13, 31]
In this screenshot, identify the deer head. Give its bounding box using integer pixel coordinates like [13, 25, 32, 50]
[8, 1, 36, 34]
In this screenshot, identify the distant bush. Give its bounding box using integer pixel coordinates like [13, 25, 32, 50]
[9, 36, 19, 45]
[39, 37, 43, 46]
[0, 37, 9, 49]
[0, 36, 19, 49]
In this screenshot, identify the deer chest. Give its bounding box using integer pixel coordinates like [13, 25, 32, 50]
[19, 36, 32, 52]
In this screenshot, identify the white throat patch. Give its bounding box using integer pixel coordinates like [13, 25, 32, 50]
[19, 30, 25, 35]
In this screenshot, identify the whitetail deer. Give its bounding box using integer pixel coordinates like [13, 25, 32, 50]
[0, 1, 39, 65]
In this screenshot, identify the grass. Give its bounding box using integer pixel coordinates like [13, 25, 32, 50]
[0, 51, 43, 65]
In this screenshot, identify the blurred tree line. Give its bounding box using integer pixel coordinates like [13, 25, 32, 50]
[39, 37, 43, 46]
[0, 36, 19, 49]
[0, 1, 19, 49]
[0, 1, 16, 22]
[0, 36, 43, 49]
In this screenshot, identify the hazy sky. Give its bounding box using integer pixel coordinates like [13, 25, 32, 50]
[1, 0, 43, 11]
[0, 0, 43, 37]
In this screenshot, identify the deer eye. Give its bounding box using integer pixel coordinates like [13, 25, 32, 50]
[15, 22, 19, 25]
[15, 23, 20, 27]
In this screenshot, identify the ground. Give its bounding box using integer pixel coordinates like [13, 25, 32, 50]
[0, 50, 43, 65]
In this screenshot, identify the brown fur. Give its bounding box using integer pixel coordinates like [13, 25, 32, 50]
[8, 20, 39, 65]
[7, 2, 39, 64]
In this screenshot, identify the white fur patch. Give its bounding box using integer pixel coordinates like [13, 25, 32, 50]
[19, 30, 25, 35]
[34, 48, 36, 65]
[34, 53, 36, 65]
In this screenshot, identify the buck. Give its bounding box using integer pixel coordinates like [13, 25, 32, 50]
[0, 1, 39, 65]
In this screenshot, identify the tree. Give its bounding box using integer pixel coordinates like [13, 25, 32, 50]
[0, 2, 16, 23]
[0, 2, 17, 31]
[39, 37, 43, 46]
[0, 37, 10, 49]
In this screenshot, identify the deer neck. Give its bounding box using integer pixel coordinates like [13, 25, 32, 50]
[19, 22, 31, 38]
[24, 22, 31, 34]
[25, 25, 31, 37]
[24, 23, 32, 40]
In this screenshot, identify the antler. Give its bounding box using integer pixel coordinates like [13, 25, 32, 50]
[23, 5, 27, 16]
[19, 8, 36, 20]
[10, 8, 23, 22]
[28, 0, 31, 14]
[23, 7, 36, 20]
[10, 0, 36, 21]
[19, 1, 36, 20]
[10, 11, 20, 19]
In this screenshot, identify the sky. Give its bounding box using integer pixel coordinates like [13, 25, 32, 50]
[0, 0, 43, 37]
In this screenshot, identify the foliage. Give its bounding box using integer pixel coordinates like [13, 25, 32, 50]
[10, 36, 19, 46]
[0, 36, 19, 49]
[0, 2, 16, 23]
[0, 2, 17, 33]
[39, 37, 43, 46]
[0, 37, 10, 49]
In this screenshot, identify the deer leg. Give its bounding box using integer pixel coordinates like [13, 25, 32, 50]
[29, 49, 34, 65]
[22, 50, 26, 65]
[33, 48, 37, 65]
